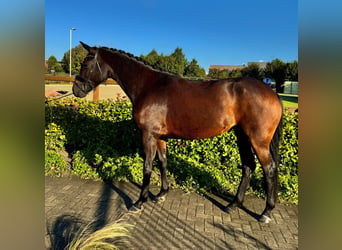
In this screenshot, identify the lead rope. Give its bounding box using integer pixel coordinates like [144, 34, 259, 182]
[45, 92, 74, 125]
[45, 92, 74, 104]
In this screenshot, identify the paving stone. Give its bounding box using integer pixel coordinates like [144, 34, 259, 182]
[212, 206, 223, 216]
[194, 219, 205, 232]
[265, 235, 279, 249]
[204, 202, 213, 215]
[273, 231, 286, 245]
[177, 208, 187, 221]
[213, 215, 222, 224]
[221, 213, 232, 224]
[45, 176, 298, 249]
[195, 203, 205, 216]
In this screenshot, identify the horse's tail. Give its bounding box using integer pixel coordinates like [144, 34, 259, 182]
[270, 97, 283, 165]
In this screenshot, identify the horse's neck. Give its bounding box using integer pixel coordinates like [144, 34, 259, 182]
[105, 51, 153, 105]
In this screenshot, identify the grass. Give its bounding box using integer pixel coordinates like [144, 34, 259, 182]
[66, 219, 132, 250]
[279, 95, 298, 109]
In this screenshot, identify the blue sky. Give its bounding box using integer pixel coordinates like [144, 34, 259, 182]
[45, 0, 298, 72]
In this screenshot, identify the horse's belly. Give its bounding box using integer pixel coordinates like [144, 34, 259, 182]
[164, 96, 237, 140]
[166, 118, 235, 140]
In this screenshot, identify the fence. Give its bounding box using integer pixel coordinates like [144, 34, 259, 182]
[45, 75, 118, 101]
[45, 75, 298, 100]
[283, 81, 298, 95]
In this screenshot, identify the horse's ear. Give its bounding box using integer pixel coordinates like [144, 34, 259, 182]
[80, 41, 91, 51]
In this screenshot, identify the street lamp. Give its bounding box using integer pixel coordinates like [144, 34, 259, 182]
[69, 27, 76, 77]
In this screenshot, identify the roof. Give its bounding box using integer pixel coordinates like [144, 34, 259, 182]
[210, 61, 267, 71]
[209, 65, 246, 71]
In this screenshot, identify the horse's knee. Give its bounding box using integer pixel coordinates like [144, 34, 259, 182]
[143, 167, 152, 176]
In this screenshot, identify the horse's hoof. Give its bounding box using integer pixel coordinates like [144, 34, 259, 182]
[259, 214, 272, 223]
[153, 195, 166, 203]
[128, 205, 143, 214]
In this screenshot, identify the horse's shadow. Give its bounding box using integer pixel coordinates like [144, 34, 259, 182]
[47, 180, 134, 250]
[202, 192, 260, 221]
[47, 214, 85, 250]
[47, 180, 262, 250]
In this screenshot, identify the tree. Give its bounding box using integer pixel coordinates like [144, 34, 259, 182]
[286, 60, 298, 81]
[169, 47, 187, 76]
[207, 69, 230, 79]
[230, 69, 242, 78]
[61, 44, 88, 75]
[184, 59, 206, 78]
[141, 49, 160, 66]
[207, 68, 220, 79]
[264, 58, 287, 93]
[155, 54, 174, 73]
[141, 47, 199, 77]
[241, 63, 264, 80]
[47, 55, 63, 73]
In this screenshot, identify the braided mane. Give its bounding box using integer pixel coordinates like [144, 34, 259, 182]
[100, 46, 175, 75]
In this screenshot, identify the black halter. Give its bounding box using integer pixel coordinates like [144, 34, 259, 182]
[74, 48, 102, 94]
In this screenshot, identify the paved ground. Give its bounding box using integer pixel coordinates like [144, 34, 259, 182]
[45, 176, 298, 249]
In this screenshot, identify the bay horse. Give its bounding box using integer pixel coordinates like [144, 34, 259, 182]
[73, 42, 283, 223]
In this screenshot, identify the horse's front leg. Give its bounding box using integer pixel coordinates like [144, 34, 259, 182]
[154, 139, 169, 203]
[225, 127, 256, 213]
[130, 131, 157, 212]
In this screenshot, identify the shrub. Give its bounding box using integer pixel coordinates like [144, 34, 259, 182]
[45, 122, 68, 176]
[45, 98, 298, 204]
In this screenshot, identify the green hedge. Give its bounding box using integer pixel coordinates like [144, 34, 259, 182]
[45, 97, 298, 204]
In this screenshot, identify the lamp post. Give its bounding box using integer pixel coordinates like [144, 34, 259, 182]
[69, 27, 76, 77]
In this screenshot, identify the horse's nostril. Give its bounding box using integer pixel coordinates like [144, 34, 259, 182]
[72, 80, 87, 98]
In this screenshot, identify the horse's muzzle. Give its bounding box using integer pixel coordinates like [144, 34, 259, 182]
[73, 75, 91, 98]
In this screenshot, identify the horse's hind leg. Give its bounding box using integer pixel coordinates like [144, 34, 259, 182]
[155, 139, 169, 202]
[225, 126, 256, 213]
[252, 145, 278, 223]
[130, 131, 157, 212]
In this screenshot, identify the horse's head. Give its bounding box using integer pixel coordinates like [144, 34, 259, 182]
[73, 42, 112, 98]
